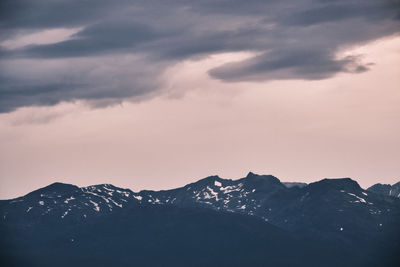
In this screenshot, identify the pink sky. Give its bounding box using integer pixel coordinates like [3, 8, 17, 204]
[1, 36, 399, 199]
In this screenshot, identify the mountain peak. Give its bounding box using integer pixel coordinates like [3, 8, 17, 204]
[185, 175, 224, 189]
[244, 172, 280, 182]
[308, 178, 361, 192]
[368, 182, 400, 198]
[26, 182, 80, 197]
[240, 172, 284, 191]
[245, 172, 277, 179]
[246, 171, 257, 178]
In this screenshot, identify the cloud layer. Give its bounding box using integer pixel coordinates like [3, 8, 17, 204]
[1, 0, 399, 112]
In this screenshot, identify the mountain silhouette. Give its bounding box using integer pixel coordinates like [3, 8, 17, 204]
[1, 173, 400, 266]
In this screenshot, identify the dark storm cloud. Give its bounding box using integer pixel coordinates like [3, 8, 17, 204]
[21, 20, 165, 58]
[0, 55, 165, 113]
[282, 1, 400, 26]
[0, 0, 399, 112]
[0, 82, 84, 113]
[0, 0, 120, 30]
[0, 73, 159, 113]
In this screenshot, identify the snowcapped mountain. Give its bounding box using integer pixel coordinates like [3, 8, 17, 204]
[3, 172, 399, 237]
[1, 173, 400, 266]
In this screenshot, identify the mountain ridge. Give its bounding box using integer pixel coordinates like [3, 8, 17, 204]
[2, 174, 400, 236]
[4, 173, 399, 202]
[1, 173, 400, 266]
[368, 181, 400, 198]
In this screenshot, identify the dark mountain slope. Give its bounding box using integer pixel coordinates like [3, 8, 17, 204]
[1, 174, 400, 266]
[1, 204, 358, 267]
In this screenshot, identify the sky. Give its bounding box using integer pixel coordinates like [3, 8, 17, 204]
[1, 0, 400, 199]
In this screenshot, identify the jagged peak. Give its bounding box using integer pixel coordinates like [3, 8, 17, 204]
[238, 172, 285, 191]
[367, 182, 400, 198]
[246, 171, 257, 178]
[245, 172, 277, 179]
[243, 172, 281, 183]
[367, 182, 400, 190]
[368, 183, 391, 189]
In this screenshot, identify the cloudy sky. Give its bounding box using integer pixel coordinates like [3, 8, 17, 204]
[1, 0, 400, 199]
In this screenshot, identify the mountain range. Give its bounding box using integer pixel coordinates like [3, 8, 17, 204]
[1, 172, 400, 266]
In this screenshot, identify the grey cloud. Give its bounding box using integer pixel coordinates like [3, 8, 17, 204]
[0, 55, 166, 113]
[0, 81, 85, 113]
[0, 76, 155, 113]
[209, 49, 370, 81]
[0, 0, 122, 32]
[282, 1, 400, 26]
[0, 0, 399, 112]
[20, 20, 164, 58]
